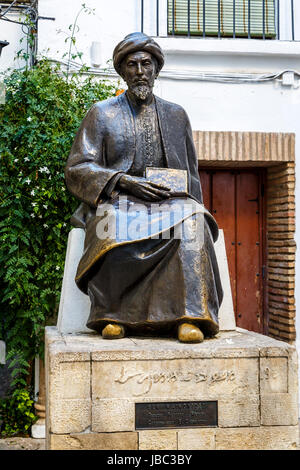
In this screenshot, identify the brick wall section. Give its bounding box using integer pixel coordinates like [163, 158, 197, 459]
[266, 163, 296, 343]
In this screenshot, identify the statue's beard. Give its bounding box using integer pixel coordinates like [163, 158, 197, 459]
[130, 83, 153, 101]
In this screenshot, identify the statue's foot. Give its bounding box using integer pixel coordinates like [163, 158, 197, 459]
[102, 323, 125, 339]
[178, 323, 204, 343]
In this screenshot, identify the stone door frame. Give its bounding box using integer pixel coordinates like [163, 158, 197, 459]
[193, 131, 296, 343]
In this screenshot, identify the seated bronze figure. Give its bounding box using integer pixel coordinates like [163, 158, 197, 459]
[65, 32, 223, 343]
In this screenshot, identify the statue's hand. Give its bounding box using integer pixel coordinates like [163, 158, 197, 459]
[118, 175, 171, 201]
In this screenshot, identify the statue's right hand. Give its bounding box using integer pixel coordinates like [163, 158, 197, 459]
[118, 175, 171, 202]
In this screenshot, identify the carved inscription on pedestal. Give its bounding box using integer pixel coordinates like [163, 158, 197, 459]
[115, 366, 235, 397]
[92, 358, 259, 399]
[135, 401, 218, 430]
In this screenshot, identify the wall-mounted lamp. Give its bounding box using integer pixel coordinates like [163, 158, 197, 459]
[0, 40, 9, 58]
[90, 41, 102, 68]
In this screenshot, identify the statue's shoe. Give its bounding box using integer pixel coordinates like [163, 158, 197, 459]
[102, 323, 125, 339]
[178, 323, 204, 343]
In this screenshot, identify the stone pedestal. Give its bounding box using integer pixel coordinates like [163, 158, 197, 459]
[45, 326, 299, 450]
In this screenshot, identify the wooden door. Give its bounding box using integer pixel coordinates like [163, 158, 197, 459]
[199, 168, 266, 334]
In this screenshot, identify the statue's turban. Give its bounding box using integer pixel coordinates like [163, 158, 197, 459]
[113, 32, 164, 76]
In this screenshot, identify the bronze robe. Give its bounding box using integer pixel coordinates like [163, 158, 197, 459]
[65, 92, 223, 337]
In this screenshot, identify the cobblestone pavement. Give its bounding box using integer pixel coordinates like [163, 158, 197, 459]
[0, 437, 45, 450]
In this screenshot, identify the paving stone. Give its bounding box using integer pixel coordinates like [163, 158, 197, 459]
[48, 432, 138, 450]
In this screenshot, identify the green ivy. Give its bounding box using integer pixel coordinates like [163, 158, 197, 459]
[0, 388, 37, 437]
[0, 59, 117, 393]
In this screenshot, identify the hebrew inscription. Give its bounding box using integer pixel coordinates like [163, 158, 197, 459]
[92, 358, 259, 399]
[115, 366, 235, 396]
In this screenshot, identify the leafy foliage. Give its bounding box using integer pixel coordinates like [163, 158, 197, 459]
[0, 388, 37, 437]
[0, 59, 118, 395]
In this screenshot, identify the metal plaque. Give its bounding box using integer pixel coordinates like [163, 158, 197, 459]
[135, 401, 218, 430]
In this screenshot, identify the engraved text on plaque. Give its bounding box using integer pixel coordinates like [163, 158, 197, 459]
[135, 401, 218, 430]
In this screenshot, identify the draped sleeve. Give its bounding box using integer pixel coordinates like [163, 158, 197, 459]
[65, 103, 124, 208]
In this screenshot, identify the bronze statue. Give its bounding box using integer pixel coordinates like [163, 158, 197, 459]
[65, 32, 223, 343]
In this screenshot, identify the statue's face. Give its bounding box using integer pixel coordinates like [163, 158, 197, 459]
[121, 51, 157, 101]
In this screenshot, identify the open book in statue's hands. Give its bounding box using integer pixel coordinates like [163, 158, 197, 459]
[145, 167, 188, 196]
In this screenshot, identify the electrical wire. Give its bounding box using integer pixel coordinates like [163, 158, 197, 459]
[0, 15, 28, 26]
[0, 0, 18, 18]
[46, 58, 300, 85]
[158, 68, 300, 84]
